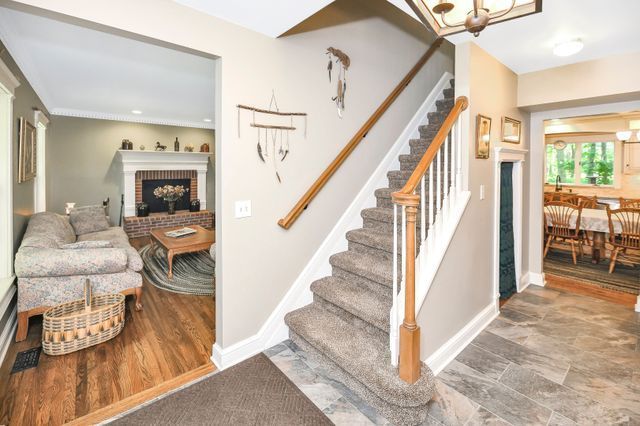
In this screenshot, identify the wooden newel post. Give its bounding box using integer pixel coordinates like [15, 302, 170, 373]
[393, 193, 421, 384]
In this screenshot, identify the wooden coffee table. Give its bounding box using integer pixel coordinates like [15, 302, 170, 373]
[149, 225, 214, 279]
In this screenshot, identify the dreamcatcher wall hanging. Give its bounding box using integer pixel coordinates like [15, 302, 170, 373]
[326, 47, 350, 118]
[237, 91, 307, 183]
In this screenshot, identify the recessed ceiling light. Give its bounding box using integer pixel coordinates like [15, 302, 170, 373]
[131, 110, 142, 115]
[203, 118, 212, 122]
[553, 39, 584, 57]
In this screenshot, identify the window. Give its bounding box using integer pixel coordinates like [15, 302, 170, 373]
[545, 139, 617, 186]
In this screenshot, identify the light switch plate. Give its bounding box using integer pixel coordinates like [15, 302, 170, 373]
[235, 200, 251, 218]
[479, 184, 485, 200]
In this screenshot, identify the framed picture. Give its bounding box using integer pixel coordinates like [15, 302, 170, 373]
[475, 114, 491, 159]
[501, 116, 521, 144]
[18, 117, 37, 183]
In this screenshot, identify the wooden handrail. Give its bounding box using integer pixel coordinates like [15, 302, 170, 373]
[391, 96, 468, 205]
[278, 38, 445, 229]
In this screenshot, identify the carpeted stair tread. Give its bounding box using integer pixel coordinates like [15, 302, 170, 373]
[285, 304, 435, 408]
[330, 251, 393, 288]
[311, 276, 391, 333]
[361, 207, 424, 226]
[346, 227, 394, 255]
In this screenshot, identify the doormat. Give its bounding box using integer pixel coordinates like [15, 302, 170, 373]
[11, 347, 41, 373]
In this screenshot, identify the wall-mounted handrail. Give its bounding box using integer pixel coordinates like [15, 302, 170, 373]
[391, 96, 468, 384]
[278, 38, 444, 229]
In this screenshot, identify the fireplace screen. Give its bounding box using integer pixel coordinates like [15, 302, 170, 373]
[142, 178, 191, 213]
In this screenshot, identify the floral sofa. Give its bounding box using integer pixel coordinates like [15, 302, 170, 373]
[14, 212, 143, 341]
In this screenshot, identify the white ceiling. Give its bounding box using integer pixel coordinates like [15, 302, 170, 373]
[173, 0, 335, 38]
[0, 6, 216, 129]
[445, 0, 640, 74]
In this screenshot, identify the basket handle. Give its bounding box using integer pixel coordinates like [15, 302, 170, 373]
[84, 278, 92, 312]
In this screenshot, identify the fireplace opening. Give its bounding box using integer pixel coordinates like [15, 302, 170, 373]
[142, 178, 191, 213]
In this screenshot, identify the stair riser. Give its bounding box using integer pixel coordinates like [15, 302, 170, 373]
[388, 178, 452, 191]
[332, 265, 392, 297]
[288, 332, 430, 426]
[436, 99, 454, 111]
[363, 218, 425, 236]
[348, 240, 395, 263]
[443, 87, 454, 98]
[313, 294, 389, 343]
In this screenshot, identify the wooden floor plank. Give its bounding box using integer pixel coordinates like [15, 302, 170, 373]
[545, 273, 637, 308]
[0, 236, 215, 425]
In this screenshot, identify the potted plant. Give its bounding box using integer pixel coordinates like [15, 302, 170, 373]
[153, 185, 187, 215]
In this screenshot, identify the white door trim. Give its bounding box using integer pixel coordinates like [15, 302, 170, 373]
[493, 147, 527, 304]
[34, 110, 49, 213]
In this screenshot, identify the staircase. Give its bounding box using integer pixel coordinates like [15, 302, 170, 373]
[285, 81, 457, 425]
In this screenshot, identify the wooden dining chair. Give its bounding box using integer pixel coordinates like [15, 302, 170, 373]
[606, 207, 640, 273]
[620, 198, 640, 209]
[544, 201, 585, 264]
[556, 193, 580, 205]
[577, 195, 599, 208]
[544, 192, 555, 203]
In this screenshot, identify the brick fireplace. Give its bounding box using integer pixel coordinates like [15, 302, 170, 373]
[118, 150, 213, 237]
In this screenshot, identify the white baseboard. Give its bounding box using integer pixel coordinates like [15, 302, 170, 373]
[635, 295, 639, 313]
[209, 72, 454, 371]
[425, 302, 498, 375]
[518, 272, 531, 292]
[0, 305, 17, 367]
[528, 272, 546, 287]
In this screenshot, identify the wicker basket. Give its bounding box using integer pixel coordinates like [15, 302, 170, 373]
[42, 279, 125, 356]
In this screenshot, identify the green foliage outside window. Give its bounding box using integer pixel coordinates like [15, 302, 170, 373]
[545, 141, 615, 186]
[545, 143, 576, 184]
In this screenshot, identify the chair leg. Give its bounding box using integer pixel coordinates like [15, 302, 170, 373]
[16, 312, 29, 342]
[134, 287, 143, 311]
[543, 235, 553, 258]
[578, 239, 584, 258]
[609, 247, 619, 274]
[570, 240, 577, 265]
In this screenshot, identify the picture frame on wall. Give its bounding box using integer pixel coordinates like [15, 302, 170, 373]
[501, 116, 521, 144]
[18, 117, 37, 183]
[475, 114, 491, 159]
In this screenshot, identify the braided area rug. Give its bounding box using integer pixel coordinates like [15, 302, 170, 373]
[139, 244, 215, 295]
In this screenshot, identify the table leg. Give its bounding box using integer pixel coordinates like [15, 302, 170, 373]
[168, 250, 174, 279]
[591, 231, 605, 264]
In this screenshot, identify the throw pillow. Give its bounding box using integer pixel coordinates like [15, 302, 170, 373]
[69, 205, 110, 236]
[61, 240, 112, 249]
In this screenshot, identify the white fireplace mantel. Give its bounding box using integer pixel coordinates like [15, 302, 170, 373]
[117, 150, 211, 217]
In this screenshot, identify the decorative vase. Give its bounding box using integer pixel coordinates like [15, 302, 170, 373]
[167, 200, 176, 215]
[190, 199, 200, 212]
[136, 202, 149, 217]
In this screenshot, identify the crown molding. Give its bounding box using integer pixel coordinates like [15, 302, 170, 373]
[51, 108, 215, 130]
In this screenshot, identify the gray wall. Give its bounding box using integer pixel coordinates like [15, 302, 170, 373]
[1, 41, 48, 254]
[47, 116, 214, 223]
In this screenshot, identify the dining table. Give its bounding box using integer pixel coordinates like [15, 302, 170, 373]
[545, 207, 622, 264]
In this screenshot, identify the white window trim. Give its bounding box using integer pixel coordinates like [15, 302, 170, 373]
[34, 110, 49, 213]
[544, 134, 621, 188]
[0, 58, 19, 293]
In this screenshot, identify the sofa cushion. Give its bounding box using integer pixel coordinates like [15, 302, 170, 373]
[61, 240, 112, 249]
[15, 247, 128, 278]
[78, 227, 143, 272]
[69, 205, 110, 236]
[21, 212, 76, 248]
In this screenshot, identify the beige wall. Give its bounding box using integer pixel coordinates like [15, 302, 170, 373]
[419, 42, 529, 357]
[47, 116, 214, 222]
[7, 0, 454, 347]
[0, 41, 48, 256]
[518, 51, 640, 110]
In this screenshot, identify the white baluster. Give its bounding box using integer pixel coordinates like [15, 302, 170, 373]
[456, 116, 462, 194]
[400, 205, 406, 332]
[390, 203, 398, 365]
[420, 175, 426, 244]
[450, 123, 456, 206]
[428, 165, 434, 248]
[436, 146, 442, 233]
[443, 134, 449, 219]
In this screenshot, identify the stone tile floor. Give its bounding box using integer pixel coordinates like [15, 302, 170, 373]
[267, 285, 640, 425]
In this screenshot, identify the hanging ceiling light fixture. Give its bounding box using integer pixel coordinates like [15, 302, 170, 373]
[405, 0, 543, 37]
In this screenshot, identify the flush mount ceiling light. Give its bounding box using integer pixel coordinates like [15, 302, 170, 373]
[203, 118, 212, 122]
[131, 110, 142, 115]
[553, 39, 584, 57]
[405, 0, 542, 37]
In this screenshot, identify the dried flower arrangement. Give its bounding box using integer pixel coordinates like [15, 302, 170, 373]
[153, 185, 187, 201]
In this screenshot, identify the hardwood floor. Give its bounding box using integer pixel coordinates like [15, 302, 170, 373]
[545, 273, 637, 308]
[0, 237, 215, 425]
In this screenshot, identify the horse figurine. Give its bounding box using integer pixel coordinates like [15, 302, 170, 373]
[155, 141, 167, 151]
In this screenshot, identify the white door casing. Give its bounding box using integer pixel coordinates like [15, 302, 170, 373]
[34, 110, 49, 213]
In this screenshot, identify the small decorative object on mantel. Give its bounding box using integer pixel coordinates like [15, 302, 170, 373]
[200, 143, 210, 153]
[501, 116, 521, 144]
[326, 47, 350, 118]
[237, 91, 308, 182]
[190, 199, 201, 212]
[120, 139, 133, 150]
[174, 137, 180, 152]
[184, 144, 194, 152]
[18, 117, 37, 183]
[153, 184, 187, 215]
[476, 114, 491, 159]
[155, 141, 167, 151]
[139, 145, 145, 151]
